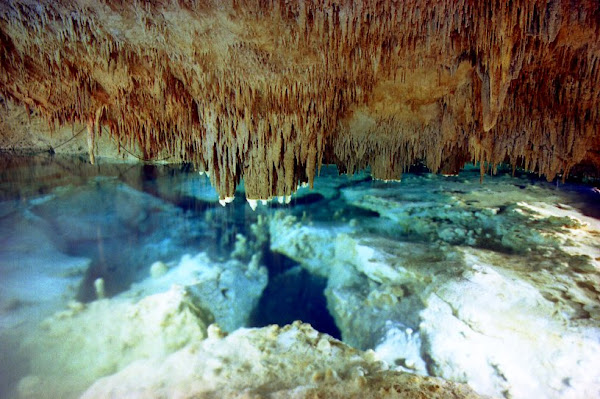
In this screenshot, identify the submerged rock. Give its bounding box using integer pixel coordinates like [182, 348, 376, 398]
[0, 207, 89, 331]
[80, 322, 485, 399]
[267, 172, 600, 399]
[325, 235, 457, 373]
[184, 254, 268, 332]
[420, 250, 600, 399]
[25, 176, 214, 300]
[18, 286, 211, 399]
[269, 213, 354, 278]
[127, 252, 268, 333]
[0, 205, 91, 399]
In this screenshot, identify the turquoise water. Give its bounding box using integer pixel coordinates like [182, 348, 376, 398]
[1, 154, 599, 399]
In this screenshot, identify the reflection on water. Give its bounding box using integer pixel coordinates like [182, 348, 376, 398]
[1, 154, 599, 399]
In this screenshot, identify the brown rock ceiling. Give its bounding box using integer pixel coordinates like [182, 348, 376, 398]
[0, 0, 599, 199]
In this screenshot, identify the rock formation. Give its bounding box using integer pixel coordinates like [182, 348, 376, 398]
[1, 0, 599, 198]
[267, 168, 600, 399]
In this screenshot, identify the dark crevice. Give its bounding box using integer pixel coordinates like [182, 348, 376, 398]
[250, 253, 341, 340]
[260, 249, 298, 279]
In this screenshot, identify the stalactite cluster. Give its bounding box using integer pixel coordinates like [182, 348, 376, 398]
[1, 0, 599, 198]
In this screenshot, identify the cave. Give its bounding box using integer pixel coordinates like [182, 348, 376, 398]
[0, 1, 599, 399]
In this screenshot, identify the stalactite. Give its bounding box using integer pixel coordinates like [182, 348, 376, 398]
[86, 116, 95, 165]
[0, 0, 599, 198]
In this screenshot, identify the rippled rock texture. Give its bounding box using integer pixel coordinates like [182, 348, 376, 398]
[1, 1, 599, 198]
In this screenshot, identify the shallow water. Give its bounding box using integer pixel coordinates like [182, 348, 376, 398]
[1, 154, 599, 399]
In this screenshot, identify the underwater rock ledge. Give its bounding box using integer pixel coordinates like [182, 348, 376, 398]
[1, 0, 600, 199]
[80, 321, 487, 399]
[16, 284, 486, 399]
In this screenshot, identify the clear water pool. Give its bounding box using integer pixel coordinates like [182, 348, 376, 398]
[1, 154, 599, 399]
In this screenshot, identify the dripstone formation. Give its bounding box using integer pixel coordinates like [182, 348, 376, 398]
[1, 0, 599, 198]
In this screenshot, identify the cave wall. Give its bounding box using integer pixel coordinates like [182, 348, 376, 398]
[0, 0, 599, 198]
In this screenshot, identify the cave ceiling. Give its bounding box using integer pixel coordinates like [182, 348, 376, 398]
[0, 0, 599, 198]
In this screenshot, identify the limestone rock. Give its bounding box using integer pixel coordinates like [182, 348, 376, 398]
[0, 207, 89, 331]
[183, 254, 268, 332]
[268, 170, 600, 398]
[80, 322, 486, 399]
[126, 252, 268, 333]
[269, 213, 353, 278]
[18, 286, 211, 399]
[26, 176, 212, 299]
[420, 251, 600, 399]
